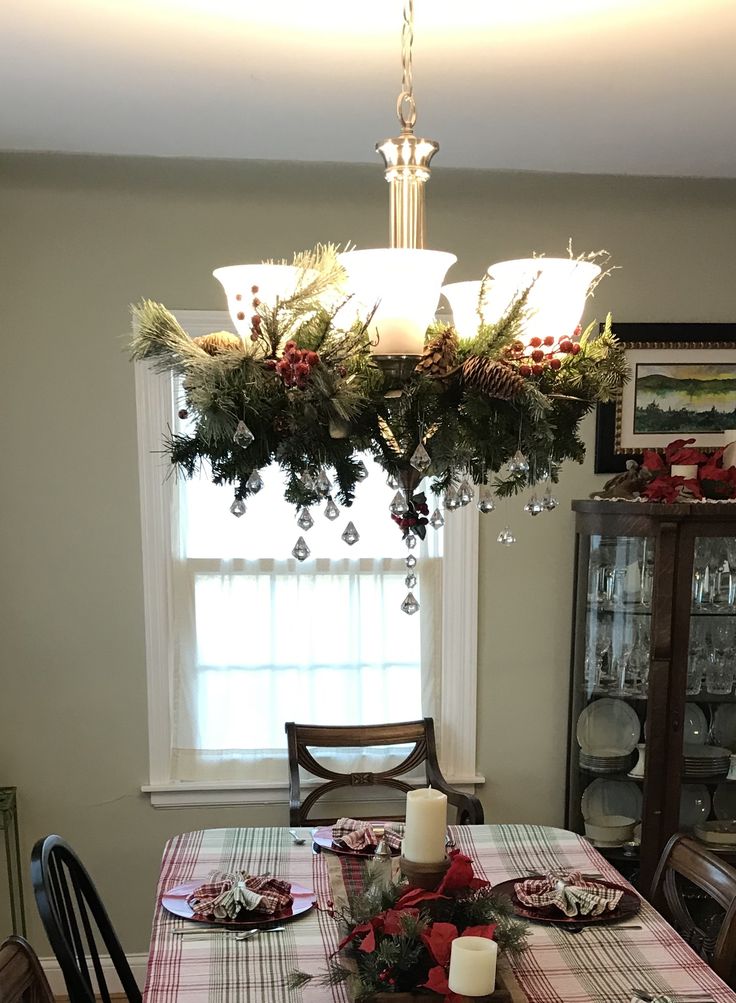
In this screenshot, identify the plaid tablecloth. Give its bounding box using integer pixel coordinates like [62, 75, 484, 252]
[143, 825, 736, 1003]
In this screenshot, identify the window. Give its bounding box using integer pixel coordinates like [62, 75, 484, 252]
[136, 311, 482, 806]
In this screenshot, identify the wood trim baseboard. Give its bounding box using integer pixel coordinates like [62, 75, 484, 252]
[41, 953, 149, 997]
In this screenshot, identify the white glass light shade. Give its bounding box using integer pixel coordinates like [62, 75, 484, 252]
[338, 249, 457, 356]
[484, 258, 601, 346]
[213, 264, 307, 341]
[441, 281, 482, 340]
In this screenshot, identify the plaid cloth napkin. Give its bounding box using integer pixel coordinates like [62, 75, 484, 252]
[332, 818, 404, 851]
[515, 870, 623, 917]
[186, 871, 293, 920]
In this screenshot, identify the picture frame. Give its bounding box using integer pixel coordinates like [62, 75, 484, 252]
[594, 323, 736, 473]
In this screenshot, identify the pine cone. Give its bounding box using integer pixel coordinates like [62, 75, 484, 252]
[193, 331, 244, 355]
[462, 357, 526, 401]
[415, 326, 460, 378]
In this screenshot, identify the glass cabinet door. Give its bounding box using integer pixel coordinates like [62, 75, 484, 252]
[680, 535, 736, 841]
[568, 532, 655, 877]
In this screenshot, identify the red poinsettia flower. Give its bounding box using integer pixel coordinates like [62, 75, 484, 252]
[421, 922, 459, 967]
[436, 849, 490, 894]
[461, 923, 498, 941]
[664, 438, 708, 466]
[381, 908, 419, 936]
[423, 964, 451, 995]
[395, 887, 447, 910]
[643, 475, 685, 503]
[642, 449, 667, 473]
[700, 463, 736, 499]
[336, 917, 382, 953]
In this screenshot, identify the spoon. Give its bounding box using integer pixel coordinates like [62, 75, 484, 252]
[288, 830, 306, 845]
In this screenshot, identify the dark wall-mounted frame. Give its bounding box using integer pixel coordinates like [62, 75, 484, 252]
[594, 323, 736, 474]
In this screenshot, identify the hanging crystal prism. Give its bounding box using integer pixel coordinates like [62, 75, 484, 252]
[324, 497, 340, 521]
[543, 486, 559, 510]
[410, 442, 431, 473]
[389, 490, 408, 515]
[315, 469, 332, 496]
[341, 521, 360, 545]
[401, 592, 420, 616]
[233, 420, 254, 447]
[497, 526, 517, 545]
[340, 521, 360, 545]
[300, 470, 315, 491]
[458, 478, 474, 506]
[477, 485, 495, 514]
[246, 470, 264, 493]
[406, 553, 417, 569]
[292, 536, 310, 561]
[507, 450, 529, 476]
[405, 534, 417, 550]
[387, 474, 399, 489]
[524, 494, 544, 516]
[405, 572, 417, 588]
[296, 507, 314, 531]
[429, 508, 445, 529]
[355, 460, 369, 481]
[229, 497, 246, 518]
[444, 486, 460, 511]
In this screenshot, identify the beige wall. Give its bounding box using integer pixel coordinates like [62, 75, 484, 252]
[1, 153, 735, 952]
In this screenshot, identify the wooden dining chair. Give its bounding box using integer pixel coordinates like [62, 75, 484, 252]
[0, 935, 55, 1003]
[285, 717, 484, 826]
[30, 835, 142, 1003]
[650, 833, 736, 987]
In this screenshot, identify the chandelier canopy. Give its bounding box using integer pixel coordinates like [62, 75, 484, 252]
[130, 1, 627, 613]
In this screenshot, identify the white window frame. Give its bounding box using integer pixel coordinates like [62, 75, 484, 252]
[136, 311, 483, 807]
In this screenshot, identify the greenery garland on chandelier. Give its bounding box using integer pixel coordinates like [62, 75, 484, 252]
[131, 243, 626, 607]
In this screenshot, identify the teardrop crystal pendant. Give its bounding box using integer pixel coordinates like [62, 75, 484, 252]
[300, 470, 315, 491]
[229, 497, 246, 518]
[246, 470, 264, 493]
[401, 592, 420, 616]
[233, 420, 254, 447]
[543, 487, 559, 510]
[387, 474, 399, 489]
[355, 460, 369, 481]
[497, 526, 517, 546]
[315, 469, 332, 496]
[292, 536, 310, 561]
[296, 507, 314, 531]
[444, 486, 460, 511]
[389, 490, 408, 515]
[524, 494, 544, 516]
[410, 442, 431, 473]
[429, 508, 445, 529]
[341, 521, 360, 545]
[507, 450, 529, 476]
[458, 478, 474, 506]
[405, 534, 417, 550]
[324, 497, 340, 521]
[405, 572, 417, 589]
[406, 553, 417, 569]
[477, 486, 495, 514]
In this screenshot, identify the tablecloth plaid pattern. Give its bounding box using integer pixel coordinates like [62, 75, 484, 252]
[515, 870, 623, 917]
[143, 825, 736, 1003]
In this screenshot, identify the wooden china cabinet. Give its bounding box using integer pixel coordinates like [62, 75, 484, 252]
[566, 499, 736, 892]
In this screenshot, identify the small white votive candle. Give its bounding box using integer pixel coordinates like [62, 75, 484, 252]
[402, 788, 448, 864]
[448, 936, 497, 997]
[724, 430, 736, 470]
[671, 464, 698, 479]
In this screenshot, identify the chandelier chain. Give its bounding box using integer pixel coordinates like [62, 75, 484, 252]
[397, 0, 417, 130]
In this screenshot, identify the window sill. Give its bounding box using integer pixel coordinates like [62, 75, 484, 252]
[142, 775, 485, 809]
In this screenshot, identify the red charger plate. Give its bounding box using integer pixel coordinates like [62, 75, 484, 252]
[162, 880, 316, 927]
[312, 824, 402, 857]
[492, 877, 640, 926]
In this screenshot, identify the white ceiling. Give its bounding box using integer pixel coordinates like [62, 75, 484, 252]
[2, 0, 736, 177]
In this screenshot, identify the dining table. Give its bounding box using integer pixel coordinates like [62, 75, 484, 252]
[143, 823, 736, 1003]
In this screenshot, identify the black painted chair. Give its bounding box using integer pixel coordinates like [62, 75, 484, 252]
[30, 835, 141, 1003]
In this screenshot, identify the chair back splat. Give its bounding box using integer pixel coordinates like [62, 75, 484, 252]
[650, 833, 736, 988]
[30, 835, 141, 1003]
[285, 717, 483, 827]
[0, 935, 55, 1003]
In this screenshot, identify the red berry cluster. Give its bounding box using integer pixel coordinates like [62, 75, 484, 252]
[234, 284, 263, 342]
[503, 325, 582, 377]
[265, 340, 320, 388]
[377, 970, 396, 987]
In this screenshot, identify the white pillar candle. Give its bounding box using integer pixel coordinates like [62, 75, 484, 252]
[448, 936, 497, 996]
[402, 788, 447, 863]
[671, 464, 698, 479]
[724, 430, 736, 470]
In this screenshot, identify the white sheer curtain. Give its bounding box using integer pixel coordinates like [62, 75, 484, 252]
[169, 452, 443, 783]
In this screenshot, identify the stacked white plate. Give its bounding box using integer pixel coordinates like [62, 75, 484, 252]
[576, 699, 641, 756]
[682, 743, 731, 779]
[579, 750, 633, 774]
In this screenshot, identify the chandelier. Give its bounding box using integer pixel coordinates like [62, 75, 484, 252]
[130, 1, 626, 613]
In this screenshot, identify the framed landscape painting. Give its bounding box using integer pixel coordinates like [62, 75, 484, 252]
[594, 323, 736, 473]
